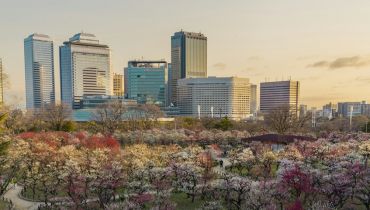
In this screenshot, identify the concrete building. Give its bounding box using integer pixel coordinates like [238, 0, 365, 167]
[24, 34, 55, 109]
[113, 73, 124, 96]
[124, 60, 167, 106]
[170, 31, 207, 105]
[60, 33, 112, 109]
[323, 102, 337, 119]
[250, 84, 257, 115]
[177, 77, 251, 119]
[362, 102, 370, 116]
[260, 80, 300, 115]
[73, 95, 137, 121]
[337, 102, 362, 117]
[299, 104, 308, 117]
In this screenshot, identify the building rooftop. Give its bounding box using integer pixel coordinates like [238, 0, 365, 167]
[25, 33, 52, 42]
[173, 31, 207, 39]
[128, 60, 167, 68]
[63, 32, 109, 48]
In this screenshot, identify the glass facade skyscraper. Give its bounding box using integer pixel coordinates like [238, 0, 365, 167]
[124, 60, 167, 106]
[170, 31, 207, 105]
[60, 33, 112, 109]
[24, 34, 55, 109]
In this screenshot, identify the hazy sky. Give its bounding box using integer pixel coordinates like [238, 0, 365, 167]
[1, 0, 370, 108]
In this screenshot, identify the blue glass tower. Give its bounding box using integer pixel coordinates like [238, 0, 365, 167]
[124, 60, 167, 106]
[24, 34, 55, 109]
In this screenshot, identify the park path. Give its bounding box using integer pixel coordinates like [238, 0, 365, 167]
[3, 185, 41, 210]
[213, 157, 231, 175]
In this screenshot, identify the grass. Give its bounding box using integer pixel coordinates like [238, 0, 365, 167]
[0, 199, 10, 209]
[170, 192, 205, 210]
[22, 187, 67, 201]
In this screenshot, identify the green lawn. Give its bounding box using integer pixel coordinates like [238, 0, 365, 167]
[171, 192, 206, 210]
[0, 199, 10, 209]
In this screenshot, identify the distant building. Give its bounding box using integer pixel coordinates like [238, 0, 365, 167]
[73, 95, 137, 121]
[60, 33, 112, 109]
[299, 104, 308, 117]
[124, 60, 167, 106]
[170, 31, 207, 105]
[24, 34, 55, 109]
[250, 84, 257, 114]
[0, 58, 3, 104]
[113, 73, 124, 96]
[362, 102, 370, 116]
[323, 102, 337, 119]
[79, 95, 137, 109]
[337, 102, 362, 117]
[167, 63, 172, 105]
[177, 77, 251, 119]
[260, 80, 300, 115]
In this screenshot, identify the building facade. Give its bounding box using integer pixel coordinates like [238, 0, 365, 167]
[60, 33, 112, 109]
[323, 102, 337, 119]
[124, 60, 167, 106]
[113, 73, 124, 96]
[170, 31, 207, 105]
[24, 34, 55, 109]
[250, 84, 257, 115]
[260, 80, 300, 115]
[299, 104, 308, 117]
[177, 77, 251, 119]
[338, 102, 366, 117]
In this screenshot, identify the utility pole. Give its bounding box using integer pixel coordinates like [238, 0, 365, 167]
[349, 105, 353, 131]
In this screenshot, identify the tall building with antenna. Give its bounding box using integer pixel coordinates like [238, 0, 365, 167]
[24, 33, 55, 109]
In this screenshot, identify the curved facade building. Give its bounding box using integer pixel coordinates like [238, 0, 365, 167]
[60, 33, 112, 109]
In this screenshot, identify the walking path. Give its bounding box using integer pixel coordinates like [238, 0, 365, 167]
[3, 185, 41, 210]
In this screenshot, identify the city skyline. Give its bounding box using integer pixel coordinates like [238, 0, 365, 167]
[1, 0, 370, 108]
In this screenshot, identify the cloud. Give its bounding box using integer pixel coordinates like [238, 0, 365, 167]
[308, 61, 329, 68]
[212, 62, 226, 70]
[248, 56, 261, 61]
[355, 76, 370, 84]
[307, 56, 370, 69]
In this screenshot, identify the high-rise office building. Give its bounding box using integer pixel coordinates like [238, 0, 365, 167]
[323, 102, 337, 119]
[170, 31, 207, 105]
[299, 104, 308, 117]
[124, 60, 167, 106]
[177, 77, 251, 119]
[24, 34, 55, 109]
[250, 84, 257, 114]
[0, 58, 3, 104]
[260, 80, 300, 115]
[60, 33, 112, 109]
[113, 73, 124, 96]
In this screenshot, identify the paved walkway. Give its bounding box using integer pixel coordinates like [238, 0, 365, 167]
[3, 185, 41, 210]
[213, 157, 231, 175]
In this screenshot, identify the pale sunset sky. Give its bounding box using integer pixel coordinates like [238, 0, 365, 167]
[1, 0, 370, 108]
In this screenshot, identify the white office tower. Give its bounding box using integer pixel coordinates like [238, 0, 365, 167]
[177, 77, 251, 119]
[24, 34, 55, 109]
[60, 33, 112, 109]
